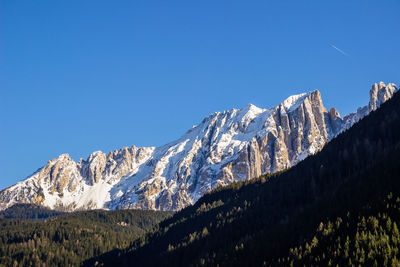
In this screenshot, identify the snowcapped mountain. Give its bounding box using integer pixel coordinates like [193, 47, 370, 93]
[0, 82, 397, 211]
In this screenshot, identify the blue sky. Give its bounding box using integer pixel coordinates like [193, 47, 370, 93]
[1, 1, 399, 189]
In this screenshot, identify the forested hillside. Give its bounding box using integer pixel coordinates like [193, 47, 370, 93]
[90, 90, 400, 267]
[0, 209, 173, 266]
[280, 193, 400, 266]
[0, 204, 65, 219]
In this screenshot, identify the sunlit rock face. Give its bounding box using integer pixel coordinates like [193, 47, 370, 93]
[369, 82, 397, 112]
[0, 82, 396, 211]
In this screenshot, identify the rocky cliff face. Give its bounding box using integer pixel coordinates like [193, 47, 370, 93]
[342, 82, 397, 130]
[0, 82, 397, 211]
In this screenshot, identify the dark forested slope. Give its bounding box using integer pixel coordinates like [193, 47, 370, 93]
[0, 204, 65, 219]
[0, 209, 173, 266]
[91, 90, 400, 266]
[280, 192, 400, 266]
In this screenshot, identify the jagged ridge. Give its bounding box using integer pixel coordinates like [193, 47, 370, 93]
[0, 82, 397, 211]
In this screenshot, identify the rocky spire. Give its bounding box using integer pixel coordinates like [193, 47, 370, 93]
[369, 82, 397, 112]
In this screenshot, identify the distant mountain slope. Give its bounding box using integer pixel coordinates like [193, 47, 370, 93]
[0, 209, 173, 266]
[0, 82, 396, 211]
[89, 88, 400, 266]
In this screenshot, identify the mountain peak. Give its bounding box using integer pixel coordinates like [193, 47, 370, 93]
[310, 89, 322, 98]
[280, 90, 322, 112]
[241, 103, 258, 111]
[57, 153, 71, 161]
[369, 82, 397, 112]
[237, 103, 265, 125]
[0, 83, 396, 211]
[329, 107, 341, 119]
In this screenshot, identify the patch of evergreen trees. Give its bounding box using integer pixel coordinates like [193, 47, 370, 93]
[0, 209, 172, 266]
[0, 204, 65, 219]
[279, 193, 400, 266]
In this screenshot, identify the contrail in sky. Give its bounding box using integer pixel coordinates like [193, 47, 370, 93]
[330, 44, 348, 56]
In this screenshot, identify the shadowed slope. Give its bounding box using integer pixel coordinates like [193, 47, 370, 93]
[90, 89, 400, 266]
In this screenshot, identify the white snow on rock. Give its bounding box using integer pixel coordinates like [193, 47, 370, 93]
[0, 82, 397, 211]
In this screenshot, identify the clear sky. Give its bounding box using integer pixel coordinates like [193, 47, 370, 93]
[1, 1, 399, 189]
